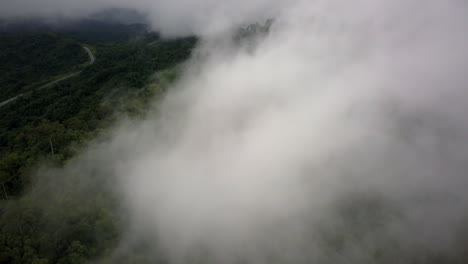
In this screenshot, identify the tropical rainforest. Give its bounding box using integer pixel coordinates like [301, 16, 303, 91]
[0, 23, 196, 263]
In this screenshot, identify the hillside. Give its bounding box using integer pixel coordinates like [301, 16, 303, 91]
[0, 18, 154, 43]
[0, 33, 88, 101]
[0, 31, 196, 263]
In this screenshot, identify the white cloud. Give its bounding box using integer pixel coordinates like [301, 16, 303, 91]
[98, 1, 468, 262]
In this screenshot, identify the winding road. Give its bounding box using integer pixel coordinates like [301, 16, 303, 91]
[0, 45, 95, 108]
[83, 46, 95, 64]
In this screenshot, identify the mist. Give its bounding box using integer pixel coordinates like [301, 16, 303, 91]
[7, 0, 468, 263]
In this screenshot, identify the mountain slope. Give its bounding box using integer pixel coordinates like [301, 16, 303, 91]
[0, 33, 88, 101]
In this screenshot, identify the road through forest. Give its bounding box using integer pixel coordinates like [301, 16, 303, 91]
[0, 45, 95, 108]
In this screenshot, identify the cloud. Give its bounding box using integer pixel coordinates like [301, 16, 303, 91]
[91, 0, 468, 262]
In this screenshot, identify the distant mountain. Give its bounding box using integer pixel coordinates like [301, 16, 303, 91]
[0, 8, 150, 43]
[88, 8, 148, 25]
[52, 19, 149, 43]
[0, 17, 51, 33]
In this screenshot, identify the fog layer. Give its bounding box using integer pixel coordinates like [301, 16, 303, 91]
[91, 0, 468, 262]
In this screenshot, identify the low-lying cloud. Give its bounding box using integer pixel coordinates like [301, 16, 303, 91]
[102, 0, 468, 262]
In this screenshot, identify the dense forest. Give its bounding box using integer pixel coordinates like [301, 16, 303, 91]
[0, 30, 196, 263]
[0, 33, 89, 101]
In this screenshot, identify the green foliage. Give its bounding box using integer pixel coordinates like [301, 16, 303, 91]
[0, 36, 196, 195]
[0, 33, 88, 101]
[0, 33, 196, 263]
[0, 175, 121, 264]
[56, 20, 150, 44]
[233, 19, 274, 44]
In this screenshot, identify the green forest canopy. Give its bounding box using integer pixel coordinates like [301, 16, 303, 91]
[0, 31, 196, 264]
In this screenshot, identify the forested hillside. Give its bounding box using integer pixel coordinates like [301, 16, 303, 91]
[0, 31, 196, 263]
[0, 33, 89, 101]
[0, 18, 155, 43]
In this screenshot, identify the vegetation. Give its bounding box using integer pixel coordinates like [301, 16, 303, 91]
[0, 33, 89, 101]
[53, 20, 151, 44]
[0, 31, 196, 263]
[0, 16, 153, 44]
[233, 19, 274, 45]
